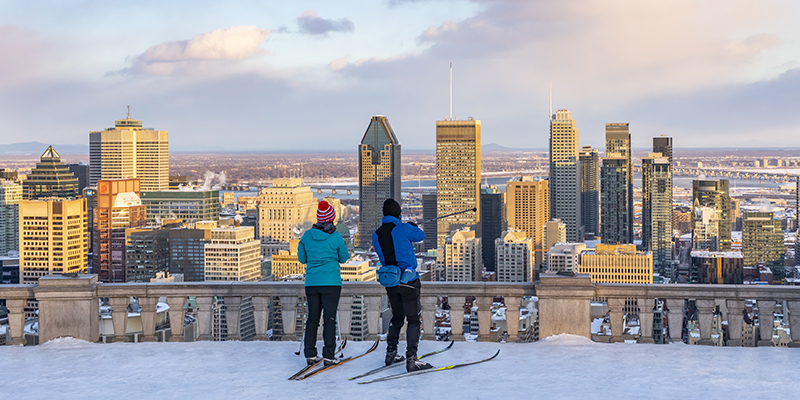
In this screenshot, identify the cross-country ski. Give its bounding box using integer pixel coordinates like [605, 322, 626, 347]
[349, 341, 454, 381]
[295, 338, 380, 381]
[288, 338, 347, 380]
[357, 349, 501, 384]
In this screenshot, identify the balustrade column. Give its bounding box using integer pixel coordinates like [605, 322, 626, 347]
[6, 299, 25, 346]
[638, 298, 655, 344]
[420, 296, 438, 340]
[195, 297, 214, 341]
[139, 297, 159, 342]
[280, 296, 299, 341]
[725, 299, 745, 347]
[665, 299, 685, 343]
[504, 296, 521, 343]
[365, 296, 382, 340]
[167, 296, 186, 342]
[252, 296, 270, 341]
[696, 299, 715, 346]
[476, 296, 493, 342]
[109, 297, 130, 343]
[224, 296, 242, 341]
[757, 300, 776, 347]
[337, 295, 354, 341]
[608, 297, 625, 343]
[787, 301, 800, 348]
[448, 296, 466, 341]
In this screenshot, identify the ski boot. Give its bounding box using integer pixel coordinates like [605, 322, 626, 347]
[385, 348, 405, 366]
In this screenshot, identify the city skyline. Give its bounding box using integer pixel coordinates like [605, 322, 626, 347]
[2, 1, 800, 151]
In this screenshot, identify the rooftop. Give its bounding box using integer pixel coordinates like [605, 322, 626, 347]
[2, 335, 796, 399]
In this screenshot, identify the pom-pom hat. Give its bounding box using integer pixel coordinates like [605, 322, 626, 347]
[317, 200, 336, 223]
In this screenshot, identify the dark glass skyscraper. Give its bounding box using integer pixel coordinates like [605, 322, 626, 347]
[653, 136, 673, 165]
[604, 123, 632, 243]
[579, 146, 599, 238]
[422, 193, 438, 251]
[642, 154, 673, 278]
[600, 157, 631, 244]
[692, 180, 731, 251]
[357, 115, 401, 249]
[549, 110, 581, 242]
[479, 186, 505, 272]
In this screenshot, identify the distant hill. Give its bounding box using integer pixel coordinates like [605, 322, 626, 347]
[481, 143, 542, 152]
[0, 142, 88, 155]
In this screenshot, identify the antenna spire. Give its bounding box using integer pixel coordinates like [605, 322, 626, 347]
[549, 82, 552, 119]
[127, 105, 131, 119]
[449, 62, 453, 120]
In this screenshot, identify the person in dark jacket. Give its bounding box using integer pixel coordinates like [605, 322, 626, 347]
[298, 200, 349, 366]
[372, 198, 432, 372]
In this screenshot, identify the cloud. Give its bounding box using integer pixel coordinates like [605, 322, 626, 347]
[119, 26, 270, 75]
[297, 10, 355, 35]
[0, 25, 57, 89]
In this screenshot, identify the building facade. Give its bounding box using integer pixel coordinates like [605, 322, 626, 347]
[692, 180, 731, 251]
[605, 123, 633, 242]
[93, 179, 147, 283]
[140, 189, 220, 225]
[495, 229, 533, 282]
[436, 119, 481, 246]
[641, 153, 673, 279]
[479, 186, 505, 272]
[169, 228, 210, 282]
[204, 226, 261, 282]
[600, 156, 631, 244]
[89, 117, 169, 192]
[125, 227, 170, 282]
[546, 243, 586, 274]
[257, 178, 317, 242]
[506, 178, 548, 266]
[579, 146, 599, 238]
[357, 115, 401, 249]
[23, 146, 79, 200]
[742, 212, 784, 270]
[271, 240, 304, 280]
[19, 197, 88, 284]
[436, 228, 482, 282]
[652, 136, 673, 165]
[549, 110, 582, 242]
[0, 180, 22, 254]
[578, 244, 653, 284]
[422, 193, 438, 251]
[690, 251, 743, 284]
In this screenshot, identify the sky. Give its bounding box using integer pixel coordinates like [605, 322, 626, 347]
[1, 0, 799, 152]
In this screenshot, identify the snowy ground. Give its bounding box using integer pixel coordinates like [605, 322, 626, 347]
[2, 336, 800, 400]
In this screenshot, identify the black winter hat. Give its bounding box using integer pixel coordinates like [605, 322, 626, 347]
[383, 198, 401, 218]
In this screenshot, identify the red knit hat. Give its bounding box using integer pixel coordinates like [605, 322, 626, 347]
[317, 200, 336, 223]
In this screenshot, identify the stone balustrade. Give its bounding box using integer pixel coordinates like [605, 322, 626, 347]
[2, 273, 800, 347]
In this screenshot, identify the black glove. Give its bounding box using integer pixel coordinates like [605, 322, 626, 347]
[408, 221, 418, 228]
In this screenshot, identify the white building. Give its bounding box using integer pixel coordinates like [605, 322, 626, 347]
[495, 229, 534, 282]
[204, 226, 261, 282]
[547, 243, 586, 273]
[436, 228, 483, 282]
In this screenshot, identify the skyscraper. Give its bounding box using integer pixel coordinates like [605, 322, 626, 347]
[605, 123, 632, 243]
[257, 178, 317, 242]
[89, 116, 169, 192]
[549, 110, 581, 242]
[19, 197, 88, 284]
[692, 180, 731, 251]
[0, 180, 22, 254]
[653, 136, 673, 165]
[436, 228, 482, 282]
[578, 146, 599, 238]
[479, 186, 505, 272]
[495, 229, 533, 282]
[67, 163, 90, 193]
[23, 146, 79, 200]
[125, 227, 170, 282]
[742, 212, 784, 272]
[169, 227, 210, 282]
[140, 189, 220, 224]
[506, 178, 548, 266]
[204, 226, 261, 282]
[436, 119, 481, 246]
[357, 115, 401, 249]
[93, 179, 147, 283]
[600, 156, 631, 244]
[642, 153, 673, 279]
[422, 193, 438, 251]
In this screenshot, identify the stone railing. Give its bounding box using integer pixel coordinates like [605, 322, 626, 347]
[2, 273, 800, 347]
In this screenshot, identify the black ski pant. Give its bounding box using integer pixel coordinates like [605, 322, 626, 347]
[386, 279, 422, 358]
[303, 285, 341, 359]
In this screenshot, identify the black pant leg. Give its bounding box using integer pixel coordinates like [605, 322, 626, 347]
[402, 279, 422, 358]
[385, 286, 406, 352]
[320, 286, 342, 359]
[303, 286, 322, 358]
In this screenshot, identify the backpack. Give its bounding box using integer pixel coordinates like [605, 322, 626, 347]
[377, 264, 402, 287]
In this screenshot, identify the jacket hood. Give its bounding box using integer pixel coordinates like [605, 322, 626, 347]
[309, 223, 336, 239]
[381, 215, 400, 224]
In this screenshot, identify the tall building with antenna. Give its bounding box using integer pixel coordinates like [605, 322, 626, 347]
[356, 115, 401, 249]
[89, 111, 169, 192]
[549, 110, 582, 242]
[436, 119, 481, 246]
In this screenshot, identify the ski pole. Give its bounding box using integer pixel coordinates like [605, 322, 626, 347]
[295, 306, 306, 355]
[419, 207, 477, 225]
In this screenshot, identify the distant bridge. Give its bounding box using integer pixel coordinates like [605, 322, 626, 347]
[671, 168, 798, 183]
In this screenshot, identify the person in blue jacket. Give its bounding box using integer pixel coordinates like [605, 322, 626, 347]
[298, 200, 349, 366]
[372, 198, 433, 372]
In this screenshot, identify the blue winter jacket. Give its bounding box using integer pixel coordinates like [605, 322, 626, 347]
[298, 225, 349, 287]
[372, 216, 425, 282]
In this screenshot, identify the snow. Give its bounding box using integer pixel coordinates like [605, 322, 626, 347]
[2, 336, 800, 399]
